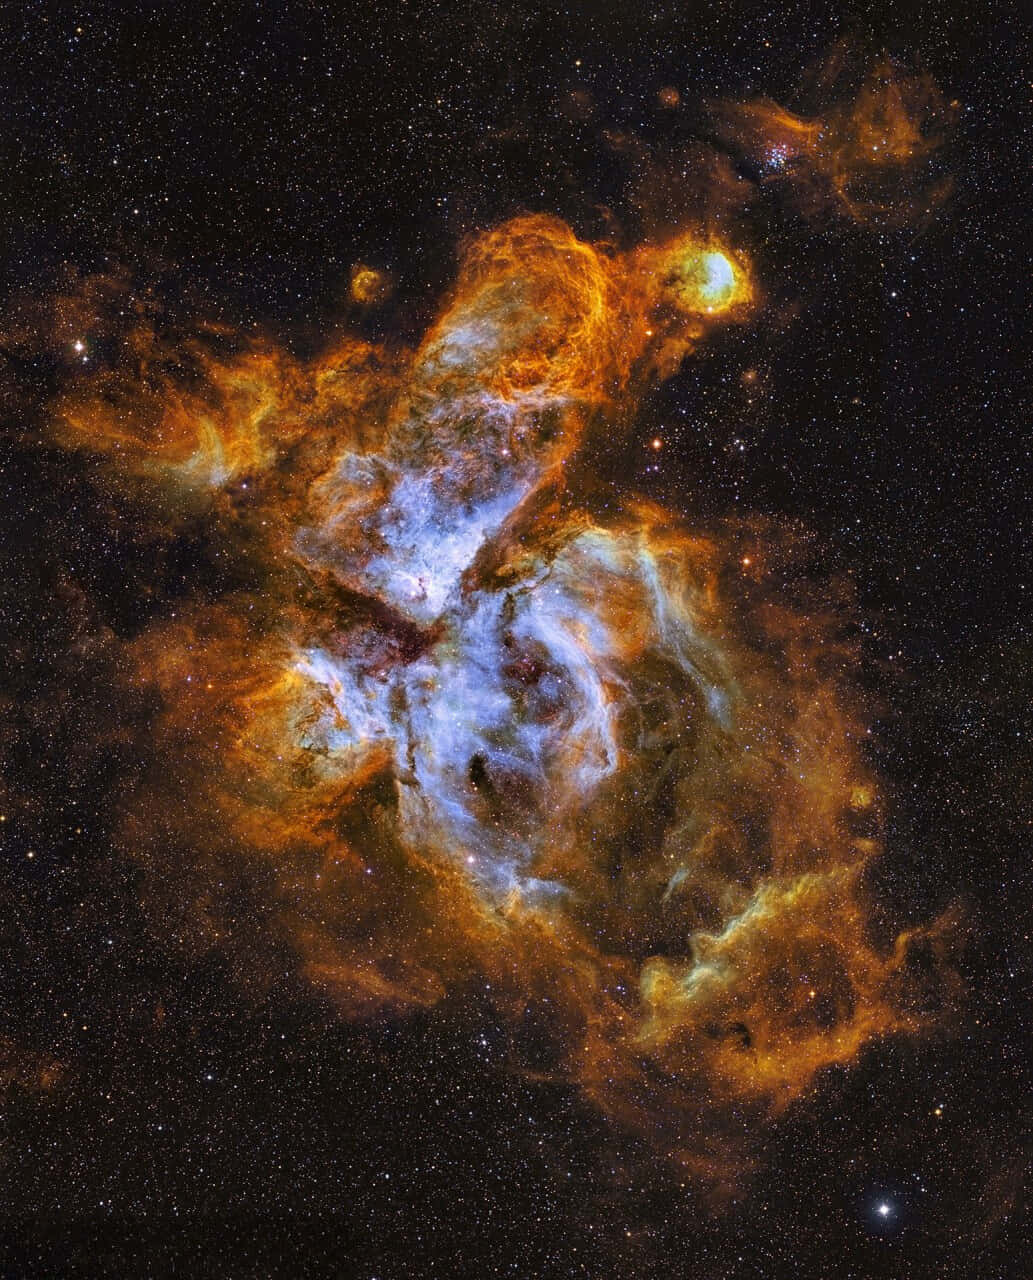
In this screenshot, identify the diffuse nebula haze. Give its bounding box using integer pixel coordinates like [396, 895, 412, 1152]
[51, 205, 952, 1183]
[713, 55, 957, 227]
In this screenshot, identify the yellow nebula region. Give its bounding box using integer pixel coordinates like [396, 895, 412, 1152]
[55, 215, 951, 1186]
[663, 243, 749, 314]
[350, 262, 391, 305]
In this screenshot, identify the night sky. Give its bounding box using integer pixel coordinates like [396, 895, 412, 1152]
[1, 3, 1030, 1277]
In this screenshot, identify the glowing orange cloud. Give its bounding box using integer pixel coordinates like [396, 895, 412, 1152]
[42, 212, 952, 1191]
[716, 57, 957, 226]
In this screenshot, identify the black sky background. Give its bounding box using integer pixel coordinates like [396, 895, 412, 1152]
[1, 2, 1030, 1276]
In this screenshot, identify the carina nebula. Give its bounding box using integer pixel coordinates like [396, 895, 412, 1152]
[54, 211, 951, 1184]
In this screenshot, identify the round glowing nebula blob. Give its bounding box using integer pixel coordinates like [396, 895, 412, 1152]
[350, 262, 391, 305]
[660, 240, 750, 316]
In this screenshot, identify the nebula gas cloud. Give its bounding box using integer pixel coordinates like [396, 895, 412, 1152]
[51, 210, 952, 1186]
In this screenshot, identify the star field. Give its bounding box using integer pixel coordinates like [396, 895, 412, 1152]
[0, 2, 1030, 1278]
